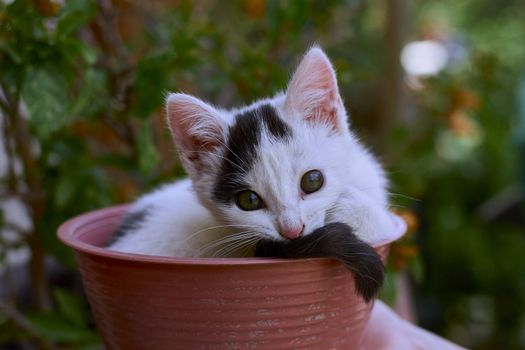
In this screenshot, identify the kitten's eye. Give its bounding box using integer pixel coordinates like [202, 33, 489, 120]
[301, 170, 324, 194]
[235, 190, 264, 211]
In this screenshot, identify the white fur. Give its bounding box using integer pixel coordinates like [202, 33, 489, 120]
[109, 47, 397, 257]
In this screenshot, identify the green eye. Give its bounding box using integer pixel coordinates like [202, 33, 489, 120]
[235, 190, 264, 211]
[301, 170, 324, 194]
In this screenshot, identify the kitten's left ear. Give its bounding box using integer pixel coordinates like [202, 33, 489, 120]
[166, 93, 227, 173]
[284, 47, 347, 132]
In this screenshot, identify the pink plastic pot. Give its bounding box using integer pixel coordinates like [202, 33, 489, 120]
[58, 205, 406, 350]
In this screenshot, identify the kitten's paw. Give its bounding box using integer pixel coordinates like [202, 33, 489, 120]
[255, 222, 384, 302]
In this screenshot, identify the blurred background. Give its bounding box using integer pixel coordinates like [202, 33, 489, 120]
[1, 0, 524, 349]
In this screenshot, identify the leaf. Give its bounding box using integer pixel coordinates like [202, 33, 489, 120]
[132, 51, 173, 118]
[54, 175, 75, 209]
[28, 313, 98, 344]
[70, 68, 106, 118]
[53, 288, 86, 326]
[409, 254, 425, 284]
[22, 67, 70, 138]
[57, 0, 95, 38]
[61, 39, 98, 66]
[379, 270, 397, 306]
[137, 121, 160, 175]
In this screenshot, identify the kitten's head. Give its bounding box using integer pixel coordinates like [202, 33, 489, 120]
[166, 47, 387, 241]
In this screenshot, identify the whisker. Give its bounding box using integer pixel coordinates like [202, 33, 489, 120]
[388, 192, 421, 202]
[197, 230, 260, 256]
[213, 236, 262, 257]
[209, 234, 260, 257]
[214, 138, 247, 168]
[186, 149, 240, 169]
[389, 204, 408, 209]
[186, 224, 259, 243]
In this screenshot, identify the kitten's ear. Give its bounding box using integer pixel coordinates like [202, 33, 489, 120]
[166, 93, 227, 171]
[284, 47, 347, 132]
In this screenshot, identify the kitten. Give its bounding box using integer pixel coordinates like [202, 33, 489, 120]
[109, 47, 396, 260]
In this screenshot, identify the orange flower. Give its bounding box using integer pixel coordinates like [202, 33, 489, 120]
[391, 208, 420, 236]
[390, 243, 420, 271]
[33, 0, 62, 17]
[244, 0, 266, 19]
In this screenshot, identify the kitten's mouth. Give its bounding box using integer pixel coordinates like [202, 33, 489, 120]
[254, 222, 384, 302]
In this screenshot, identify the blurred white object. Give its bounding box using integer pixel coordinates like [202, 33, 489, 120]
[401, 40, 449, 77]
[363, 301, 467, 350]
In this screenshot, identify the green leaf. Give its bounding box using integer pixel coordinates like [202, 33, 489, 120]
[379, 270, 397, 306]
[54, 175, 75, 209]
[132, 51, 173, 118]
[137, 121, 160, 175]
[28, 313, 98, 344]
[70, 68, 106, 118]
[409, 254, 425, 284]
[61, 39, 98, 66]
[53, 288, 86, 326]
[57, 0, 96, 38]
[22, 68, 70, 138]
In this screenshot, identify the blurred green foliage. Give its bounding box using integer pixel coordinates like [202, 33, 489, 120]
[0, 0, 524, 349]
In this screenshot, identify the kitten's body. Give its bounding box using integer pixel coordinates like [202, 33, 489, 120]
[110, 48, 397, 257]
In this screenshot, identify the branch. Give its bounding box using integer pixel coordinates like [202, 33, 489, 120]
[0, 81, 51, 312]
[0, 300, 58, 350]
[1, 113, 19, 194]
[3, 221, 30, 236]
[379, 0, 410, 150]
[0, 96, 10, 114]
[97, 0, 132, 67]
[93, 0, 135, 106]
[89, 0, 139, 156]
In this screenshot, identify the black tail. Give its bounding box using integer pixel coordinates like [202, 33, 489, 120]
[254, 223, 384, 302]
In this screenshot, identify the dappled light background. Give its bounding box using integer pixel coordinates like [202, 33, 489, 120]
[1, 0, 524, 349]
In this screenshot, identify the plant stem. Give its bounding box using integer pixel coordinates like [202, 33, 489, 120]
[0, 96, 10, 114]
[0, 300, 58, 350]
[0, 81, 51, 311]
[380, 0, 410, 149]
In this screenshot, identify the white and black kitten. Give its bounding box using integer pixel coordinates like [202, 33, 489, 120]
[109, 47, 397, 300]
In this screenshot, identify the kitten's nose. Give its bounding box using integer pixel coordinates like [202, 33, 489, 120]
[279, 225, 305, 240]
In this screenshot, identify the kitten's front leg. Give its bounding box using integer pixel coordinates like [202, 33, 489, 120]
[326, 189, 396, 244]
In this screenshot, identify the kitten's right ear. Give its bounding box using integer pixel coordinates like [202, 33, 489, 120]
[166, 93, 227, 171]
[284, 47, 347, 133]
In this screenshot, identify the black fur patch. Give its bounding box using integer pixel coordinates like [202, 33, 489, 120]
[213, 104, 291, 204]
[109, 209, 149, 246]
[254, 223, 384, 302]
[257, 104, 292, 139]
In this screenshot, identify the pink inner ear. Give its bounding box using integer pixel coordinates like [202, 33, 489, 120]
[186, 135, 222, 163]
[306, 106, 339, 133]
[166, 94, 225, 166]
[285, 48, 343, 131]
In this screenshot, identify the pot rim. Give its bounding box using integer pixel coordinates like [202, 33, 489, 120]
[57, 204, 407, 266]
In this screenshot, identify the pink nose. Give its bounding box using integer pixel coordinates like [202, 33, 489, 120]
[279, 225, 304, 240]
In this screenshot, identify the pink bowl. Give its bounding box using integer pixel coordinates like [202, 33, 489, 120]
[58, 205, 406, 350]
